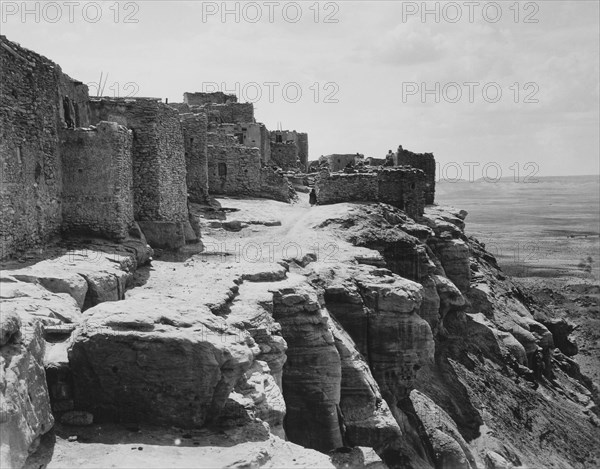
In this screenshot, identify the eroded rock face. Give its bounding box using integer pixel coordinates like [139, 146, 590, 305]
[0, 322, 54, 469]
[429, 238, 471, 293]
[68, 297, 256, 427]
[223, 360, 287, 438]
[272, 285, 343, 452]
[353, 269, 435, 404]
[331, 319, 401, 451]
[409, 390, 478, 469]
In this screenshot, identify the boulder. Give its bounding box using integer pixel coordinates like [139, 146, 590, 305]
[68, 297, 256, 427]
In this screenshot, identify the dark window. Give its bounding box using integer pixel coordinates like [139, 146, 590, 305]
[190, 138, 194, 145]
[218, 163, 227, 176]
[276, 134, 282, 143]
[411, 182, 416, 189]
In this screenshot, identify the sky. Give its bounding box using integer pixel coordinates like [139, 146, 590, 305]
[1, 0, 599, 177]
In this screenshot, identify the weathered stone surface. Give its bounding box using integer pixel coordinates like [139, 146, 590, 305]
[0, 310, 21, 346]
[418, 275, 441, 332]
[137, 221, 186, 250]
[272, 285, 343, 452]
[429, 238, 471, 292]
[68, 297, 256, 427]
[354, 270, 435, 403]
[0, 276, 82, 326]
[0, 322, 54, 469]
[331, 319, 401, 452]
[225, 360, 286, 438]
[9, 269, 88, 310]
[410, 390, 477, 469]
[433, 274, 465, 335]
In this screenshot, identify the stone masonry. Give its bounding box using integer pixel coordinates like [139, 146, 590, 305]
[181, 112, 209, 203]
[88, 97, 191, 249]
[316, 167, 427, 219]
[270, 142, 299, 170]
[60, 122, 134, 240]
[0, 35, 91, 259]
[183, 91, 237, 106]
[269, 130, 308, 171]
[395, 145, 436, 204]
[88, 98, 188, 223]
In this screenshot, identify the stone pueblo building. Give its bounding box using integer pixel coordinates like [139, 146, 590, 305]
[1, 34, 436, 259]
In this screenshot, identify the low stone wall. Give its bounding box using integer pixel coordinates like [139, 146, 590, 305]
[60, 122, 134, 240]
[316, 167, 427, 218]
[316, 172, 379, 204]
[184, 92, 237, 106]
[259, 167, 295, 202]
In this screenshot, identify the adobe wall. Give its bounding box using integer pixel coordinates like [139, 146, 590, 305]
[89, 98, 188, 223]
[181, 113, 209, 203]
[396, 146, 436, 204]
[60, 122, 134, 240]
[270, 142, 299, 170]
[316, 172, 379, 205]
[0, 36, 91, 259]
[184, 92, 237, 106]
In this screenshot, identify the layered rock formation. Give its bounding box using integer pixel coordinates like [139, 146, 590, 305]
[1, 199, 598, 469]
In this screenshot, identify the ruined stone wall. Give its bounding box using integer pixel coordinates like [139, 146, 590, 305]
[396, 147, 436, 204]
[207, 127, 292, 201]
[184, 92, 237, 106]
[270, 142, 299, 170]
[204, 102, 254, 124]
[366, 157, 386, 166]
[167, 102, 191, 114]
[60, 122, 134, 240]
[259, 168, 294, 203]
[207, 144, 263, 196]
[320, 154, 360, 172]
[259, 125, 271, 164]
[181, 113, 209, 203]
[316, 167, 426, 218]
[89, 98, 188, 223]
[377, 167, 426, 218]
[316, 173, 378, 205]
[297, 133, 309, 171]
[0, 35, 89, 259]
